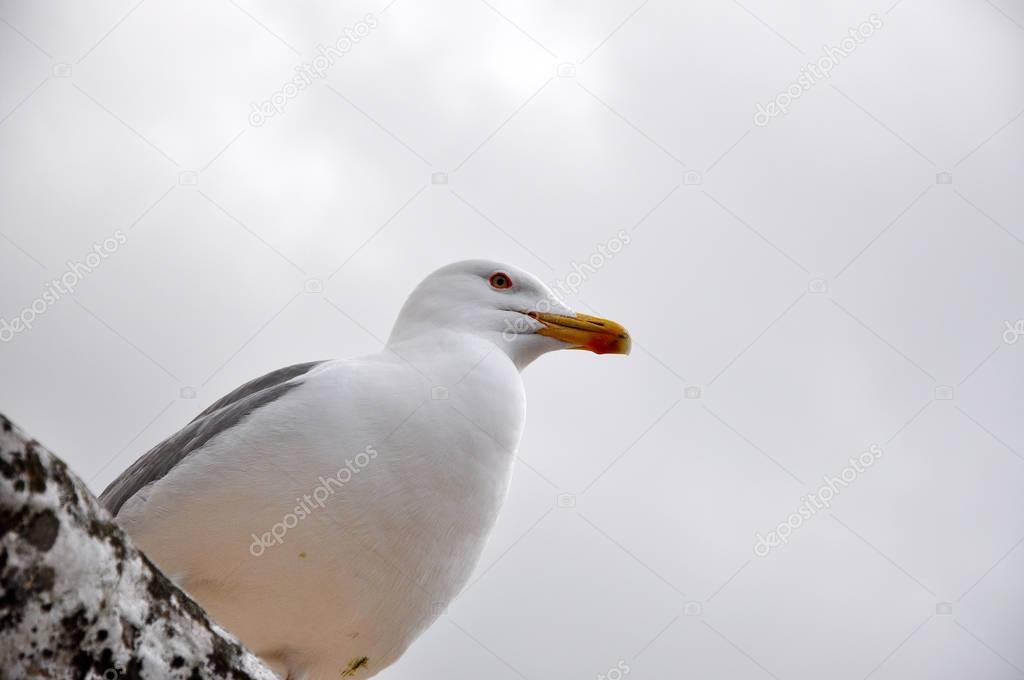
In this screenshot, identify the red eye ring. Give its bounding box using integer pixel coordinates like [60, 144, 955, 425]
[489, 272, 513, 289]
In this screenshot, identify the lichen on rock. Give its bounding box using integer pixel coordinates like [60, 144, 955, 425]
[0, 413, 278, 679]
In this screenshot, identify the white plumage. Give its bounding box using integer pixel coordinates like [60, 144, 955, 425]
[102, 260, 630, 679]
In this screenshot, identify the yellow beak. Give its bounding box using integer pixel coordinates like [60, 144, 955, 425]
[531, 311, 631, 355]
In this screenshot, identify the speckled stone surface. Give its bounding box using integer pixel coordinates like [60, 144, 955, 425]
[0, 413, 279, 680]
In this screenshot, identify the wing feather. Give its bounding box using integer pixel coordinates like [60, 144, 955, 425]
[99, 360, 326, 516]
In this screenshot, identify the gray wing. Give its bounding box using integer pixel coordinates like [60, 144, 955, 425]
[99, 360, 326, 516]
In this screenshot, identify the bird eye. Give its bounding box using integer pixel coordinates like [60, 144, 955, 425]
[489, 272, 513, 289]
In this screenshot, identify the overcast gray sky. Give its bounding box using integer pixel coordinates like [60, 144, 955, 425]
[2, 0, 1024, 678]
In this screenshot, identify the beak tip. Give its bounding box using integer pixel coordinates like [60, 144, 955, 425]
[589, 332, 631, 356]
[620, 334, 632, 356]
[532, 311, 631, 356]
[607, 331, 631, 356]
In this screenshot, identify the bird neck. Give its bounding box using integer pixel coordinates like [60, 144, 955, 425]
[386, 329, 518, 379]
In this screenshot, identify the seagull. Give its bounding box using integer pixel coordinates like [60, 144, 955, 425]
[100, 260, 630, 679]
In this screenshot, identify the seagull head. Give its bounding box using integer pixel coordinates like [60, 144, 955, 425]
[388, 259, 631, 368]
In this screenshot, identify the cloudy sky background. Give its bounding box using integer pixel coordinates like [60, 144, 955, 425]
[2, 0, 1024, 678]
